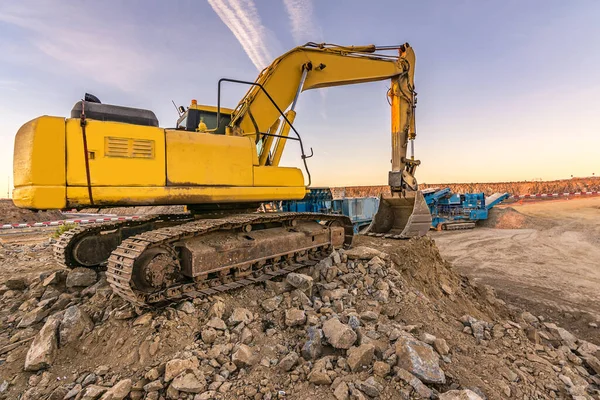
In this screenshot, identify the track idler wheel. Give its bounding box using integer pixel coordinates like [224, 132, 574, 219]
[72, 234, 121, 267]
[131, 246, 182, 292]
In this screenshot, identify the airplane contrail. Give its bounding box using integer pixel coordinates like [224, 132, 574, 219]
[207, 0, 275, 70]
[283, 0, 322, 44]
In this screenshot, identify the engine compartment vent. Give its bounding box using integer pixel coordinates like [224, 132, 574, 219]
[105, 137, 155, 159]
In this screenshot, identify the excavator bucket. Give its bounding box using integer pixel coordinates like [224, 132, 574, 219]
[364, 191, 432, 238]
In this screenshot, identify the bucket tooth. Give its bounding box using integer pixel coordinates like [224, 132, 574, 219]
[364, 191, 431, 238]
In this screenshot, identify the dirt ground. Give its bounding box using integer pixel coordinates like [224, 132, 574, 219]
[0, 231, 57, 283]
[433, 196, 600, 344]
[0, 199, 63, 225]
[1, 202, 600, 398]
[5, 234, 594, 399]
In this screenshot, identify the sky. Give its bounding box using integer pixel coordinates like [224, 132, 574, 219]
[1, 0, 600, 197]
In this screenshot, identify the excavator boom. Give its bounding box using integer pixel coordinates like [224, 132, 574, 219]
[221, 42, 430, 237]
[226, 43, 419, 192]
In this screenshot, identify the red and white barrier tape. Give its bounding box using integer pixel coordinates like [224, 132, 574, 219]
[511, 191, 599, 199]
[2, 191, 600, 229]
[1, 216, 140, 230]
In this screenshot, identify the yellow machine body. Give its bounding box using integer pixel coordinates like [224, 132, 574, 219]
[11, 42, 435, 310]
[13, 115, 305, 209]
[13, 42, 427, 238]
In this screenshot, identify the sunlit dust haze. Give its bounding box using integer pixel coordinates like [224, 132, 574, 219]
[1, 0, 600, 198]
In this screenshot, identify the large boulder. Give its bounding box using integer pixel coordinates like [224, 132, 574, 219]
[24, 315, 61, 371]
[285, 308, 306, 327]
[286, 273, 313, 291]
[228, 308, 254, 325]
[261, 296, 283, 312]
[302, 327, 323, 360]
[344, 247, 388, 261]
[66, 268, 97, 288]
[42, 271, 67, 287]
[308, 369, 331, 385]
[99, 379, 132, 400]
[544, 322, 578, 349]
[5, 278, 27, 290]
[358, 377, 383, 398]
[577, 340, 600, 357]
[231, 344, 255, 367]
[584, 355, 600, 375]
[17, 306, 50, 328]
[278, 351, 299, 372]
[59, 305, 93, 345]
[207, 299, 225, 319]
[206, 317, 227, 331]
[308, 358, 332, 385]
[164, 358, 200, 382]
[396, 368, 433, 398]
[333, 382, 349, 400]
[323, 318, 357, 349]
[439, 390, 483, 400]
[347, 343, 375, 372]
[170, 373, 206, 394]
[395, 336, 445, 384]
[80, 385, 107, 400]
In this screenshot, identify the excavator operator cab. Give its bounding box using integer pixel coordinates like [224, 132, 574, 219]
[176, 100, 232, 134]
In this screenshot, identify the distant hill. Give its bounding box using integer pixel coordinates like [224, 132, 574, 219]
[331, 177, 600, 198]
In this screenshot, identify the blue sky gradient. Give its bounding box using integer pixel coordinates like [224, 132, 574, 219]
[1, 1, 599, 196]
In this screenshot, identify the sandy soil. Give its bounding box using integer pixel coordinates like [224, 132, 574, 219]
[433, 197, 600, 343]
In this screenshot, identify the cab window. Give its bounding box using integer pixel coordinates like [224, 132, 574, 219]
[177, 109, 231, 134]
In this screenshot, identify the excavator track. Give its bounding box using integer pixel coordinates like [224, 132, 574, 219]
[442, 222, 476, 231]
[106, 213, 353, 306]
[54, 214, 193, 268]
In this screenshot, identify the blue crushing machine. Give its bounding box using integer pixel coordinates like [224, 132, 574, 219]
[280, 187, 509, 233]
[280, 188, 379, 234]
[422, 188, 509, 230]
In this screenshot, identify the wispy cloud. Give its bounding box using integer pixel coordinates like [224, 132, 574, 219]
[0, 2, 157, 92]
[207, 0, 279, 70]
[0, 80, 23, 92]
[283, 0, 322, 44]
[282, 0, 327, 116]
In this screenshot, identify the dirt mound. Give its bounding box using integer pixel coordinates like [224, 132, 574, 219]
[1, 238, 599, 399]
[0, 200, 63, 225]
[356, 237, 484, 310]
[478, 207, 548, 229]
[79, 205, 187, 216]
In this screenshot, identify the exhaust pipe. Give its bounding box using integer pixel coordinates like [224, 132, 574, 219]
[364, 191, 431, 238]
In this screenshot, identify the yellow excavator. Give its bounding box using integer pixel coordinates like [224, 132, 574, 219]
[13, 42, 431, 306]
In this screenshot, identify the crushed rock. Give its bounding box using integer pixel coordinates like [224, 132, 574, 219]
[0, 235, 598, 399]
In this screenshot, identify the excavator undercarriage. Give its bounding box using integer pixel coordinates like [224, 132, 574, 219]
[54, 214, 194, 268]
[56, 212, 352, 307]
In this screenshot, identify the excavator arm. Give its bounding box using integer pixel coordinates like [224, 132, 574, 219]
[224, 43, 419, 192]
